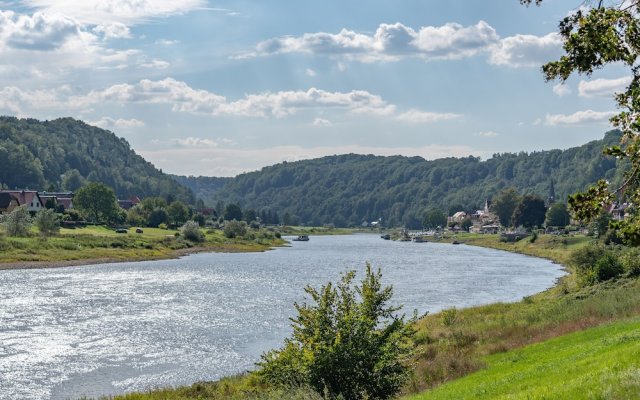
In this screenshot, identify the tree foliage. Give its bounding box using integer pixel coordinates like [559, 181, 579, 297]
[423, 208, 447, 229]
[0, 205, 31, 237]
[34, 208, 60, 237]
[74, 182, 119, 224]
[512, 195, 547, 229]
[524, 0, 640, 243]
[180, 221, 204, 242]
[545, 202, 571, 228]
[492, 188, 522, 227]
[184, 133, 623, 228]
[0, 117, 193, 202]
[258, 264, 414, 400]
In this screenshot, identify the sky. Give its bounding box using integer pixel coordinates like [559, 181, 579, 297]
[0, 0, 631, 177]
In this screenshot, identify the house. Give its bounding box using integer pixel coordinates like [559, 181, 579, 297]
[0, 190, 44, 213]
[449, 211, 467, 224]
[0, 192, 20, 214]
[608, 202, 631, 221]
[118, 196, 141, 210]
[39, 192, 75, 210]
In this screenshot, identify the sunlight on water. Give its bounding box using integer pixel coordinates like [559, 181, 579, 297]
[0, 234, 564, 400]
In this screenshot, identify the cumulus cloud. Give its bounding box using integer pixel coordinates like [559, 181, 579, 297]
[243, 21, 499, 62]
[305, 68, 317, 77]
[552, 83, 571, 97]
[0, 10, 139, 78]
[21, 0, 207, 25]
[474, 131, 499, 137]
[1, 78, 460, 124]
[241, 21, 561, 67]
[88, 117, 145, 129]
[139, 59, 170, 69]
[169, 137, 219, 147]
[93, 23, 131, 39]
[396, 109, 461, 123]
[545, 110, 616, 126]
[140, 143, 482, 177]
[578, 76, 632, 98]
[489, 33, 562, 67]
[0, 10, 81, 51]
[313, 117, 332, 127]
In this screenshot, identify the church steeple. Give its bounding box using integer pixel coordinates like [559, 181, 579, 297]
[548, 179, 556, 205]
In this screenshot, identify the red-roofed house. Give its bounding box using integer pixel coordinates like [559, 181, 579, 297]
[0, 190, 44, 213]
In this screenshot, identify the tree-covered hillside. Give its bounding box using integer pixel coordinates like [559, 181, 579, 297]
[188, 131, 625, 228]
[0, 117, 193, 203]
[171, 175, 231, 205]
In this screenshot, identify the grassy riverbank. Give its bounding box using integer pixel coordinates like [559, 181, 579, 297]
[86, 233, 640, 399]
[0, 225, 286, 268]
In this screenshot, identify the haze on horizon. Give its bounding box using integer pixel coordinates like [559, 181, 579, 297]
[0, 0, 627, 177]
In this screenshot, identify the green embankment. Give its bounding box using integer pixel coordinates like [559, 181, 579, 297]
[82, 233, 640, 399]
[0, 225, 285, 267]
[408, 318, 640, 400]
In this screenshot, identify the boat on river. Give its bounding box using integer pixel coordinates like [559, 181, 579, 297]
[381, 234, 391, 240]
[292, 235, 310, 241]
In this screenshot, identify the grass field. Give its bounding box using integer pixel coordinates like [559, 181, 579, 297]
[407, 317, 640, 400]
[0, 225, 286, 266]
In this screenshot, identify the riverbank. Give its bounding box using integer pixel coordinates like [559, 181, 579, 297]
[0, 225, 287, 270]
[87, 232, 640, 400]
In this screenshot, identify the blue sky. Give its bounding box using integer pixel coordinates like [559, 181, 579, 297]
[0, 0, 630, 176]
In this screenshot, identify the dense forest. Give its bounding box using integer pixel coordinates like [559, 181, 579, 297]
[0, 117, 193, 203]
[180, 131, 626, 228]
[171, 175, 230, 203]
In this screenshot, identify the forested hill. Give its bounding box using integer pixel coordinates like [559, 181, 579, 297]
[187, 131, 625, 228]
[0, 117, 193, 203]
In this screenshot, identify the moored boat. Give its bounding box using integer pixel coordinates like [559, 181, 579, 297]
[293, 235, 310, 241]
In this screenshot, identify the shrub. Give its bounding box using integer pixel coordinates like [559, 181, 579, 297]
[441, 307, 458, 327]
[1, 205, 32, 237]
[275, 232, 282, 239]
[223, 219, 247, 238]
[621, 248, 640, 277]
[180, 221, 204, 242]
[158, 223, 168, 230]
[258, 264, 415, 400]
[594, 253, 624, 282]
[34, 208, 60, 237]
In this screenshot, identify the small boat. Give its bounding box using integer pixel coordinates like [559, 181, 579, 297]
[293, 235, 310, 242]
[413, 236, 427, 243]
[452, 240, 461, 245]
[381, 234, 391, 240]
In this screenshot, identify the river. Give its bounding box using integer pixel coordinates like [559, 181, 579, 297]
[0, 234, 564, 399]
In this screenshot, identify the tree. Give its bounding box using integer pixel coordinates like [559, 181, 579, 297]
[423, 208, 447, 229]
[258, 265, 414, 400]
[34, 208, 60, 237]
[243, 208, 258, 223]
[223, 203, 243, 221]
[167, 201, 190, 227]
[523, 0, 640, 244]
[74, 182, 119, 224]
[223, 219, 247, 238]
[180, 221, 204, 242]
[545, 202, 571, 228]
[461, 217, 473, 232]
[61, 169, 85, 192]
[148, 207, 169, 228]
[492, 188, 521, 227]
[0, 205, 31, 237]
[512, 195, 547, 229]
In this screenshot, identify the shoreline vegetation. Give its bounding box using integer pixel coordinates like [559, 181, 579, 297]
[4, 228, 638, 399]
[74, 230, 640, 400]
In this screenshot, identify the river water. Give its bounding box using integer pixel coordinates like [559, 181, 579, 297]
[0, 234, 564, 399]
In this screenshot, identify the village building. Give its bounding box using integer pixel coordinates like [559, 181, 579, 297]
[0, 192, 20, 214]
[0, 190, 44, 213]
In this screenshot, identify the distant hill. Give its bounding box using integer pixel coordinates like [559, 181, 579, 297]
[180, 131, 625, 228]
[171, 175, 231, 205]
[0, 117, 193, 203]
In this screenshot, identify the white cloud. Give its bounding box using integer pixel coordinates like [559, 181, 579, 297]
[0, 10, 139, 77]
[140, 143, 483, 177]
[243, 21, 500, 62]
[578, 76, 631, 98]
[155, 39, 180, 45]
[305, 68, 317, 77]
[2, 78, 460, 124]
[93, 23, 131, 39]
[88, 117, 145, 129]
[489, 32, 562, 67]
[169, 137, 219, 147]
[242, 21, 560, 68]
[552, 83, 571, 97]
[397, 109, 461, 123]
[474, 130, 498, 137]
[139, 59, 170, 69]
[21, 0, 207, 25]
[313, 117, 332, 127]
[545, 110, 616, 126]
